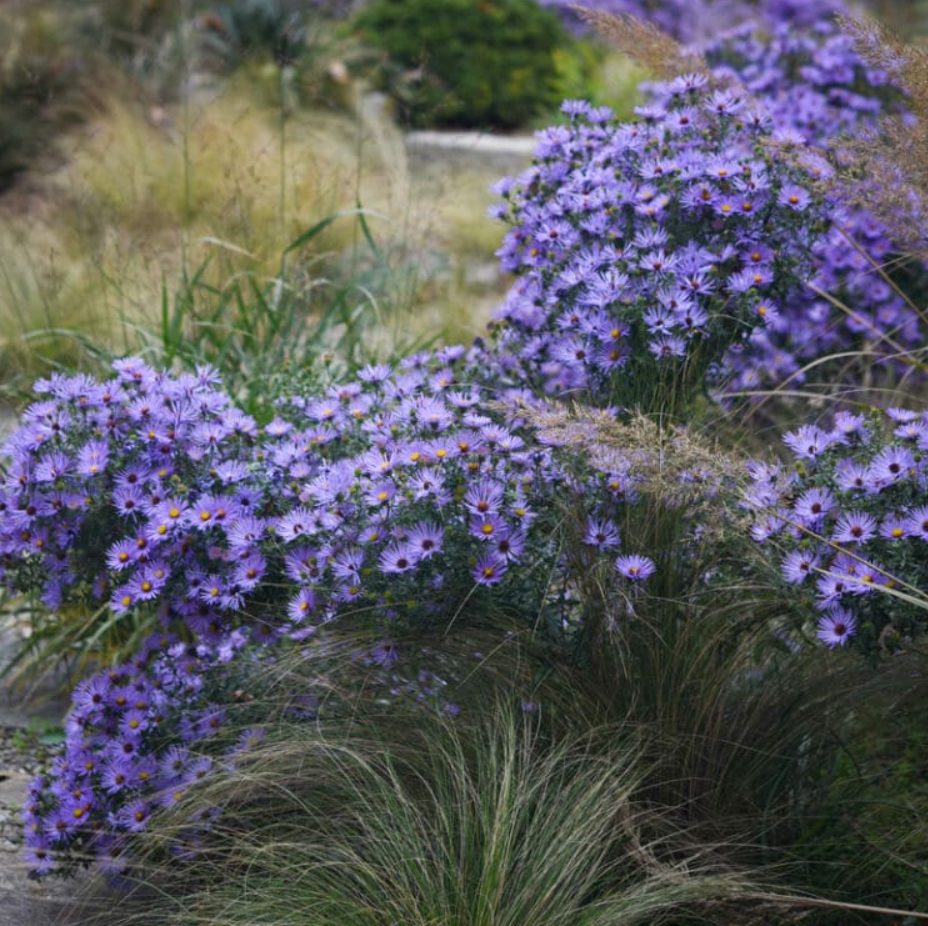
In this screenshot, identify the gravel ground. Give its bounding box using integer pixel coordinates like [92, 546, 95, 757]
[0, 725, 42, 851]
[0, 724, 95, 926]
[0, 630, 105, 925]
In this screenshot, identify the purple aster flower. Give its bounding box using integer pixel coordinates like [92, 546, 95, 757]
[615, 555, 656, 580]
[379, 542, 417, 574]
[783, 425, 833, 460]
[408, 521, 443, 559]
[904, 505, 928, 541]
[778, 185, 811, 210]
[72, 675, 111, 714]
[100, 760, 132, 795]
[816, 571, 851, 604]
[833, 511, 877, 544]
[470, 514, 506, 542]
[793, 488, 835, 526]
[781, 549, 820, 584]
[880, 514, 909, 540]
[583, 516, 621, 549]
[116, 799, 151, 833]
[868, 446, 916, 488]
[886, 408, 918, 423]
[24, 842, 56, 875]
[276, 507, 318, 542]
[493, 528, 527, 562]
[816, 608, 857, 647]
[649, 335, 687, 359]
[472, 552, 507, 586]
[836, 460, 869, 492]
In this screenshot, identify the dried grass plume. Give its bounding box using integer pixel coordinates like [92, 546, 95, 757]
[571, 5, 710, 79]
[837, 14, 928, 261]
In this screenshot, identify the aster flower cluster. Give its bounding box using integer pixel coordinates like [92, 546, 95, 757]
[746, 408, 928, 654]
[536, 0, 844, 42]
[0, 361, 290, 652]
[700, 16, 924, 394]
[1, 354, 667, 872]
[491, 76, 827, 412]
[20, 631, 262, 876]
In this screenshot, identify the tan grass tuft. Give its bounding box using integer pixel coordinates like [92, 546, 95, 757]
[506, 399, 747, 535]
[836, 15, 928, 261]
[571, 5, 710, 79]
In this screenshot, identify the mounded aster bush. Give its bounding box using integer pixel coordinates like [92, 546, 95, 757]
[699, 14, 927, 396]
[1, 348, 720, 870]
[490, 76, 828, 416]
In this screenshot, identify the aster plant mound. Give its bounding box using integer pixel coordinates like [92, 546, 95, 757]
[19, 632, 260, 877]
[0, 354, 662, 650]
[700, 15, 925, 396]
[746, 407, 928, 658]
[2, 354, 690, 874]
[491, 76, 828, 418]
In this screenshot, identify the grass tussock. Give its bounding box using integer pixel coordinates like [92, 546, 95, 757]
[100, 704, 767, 926]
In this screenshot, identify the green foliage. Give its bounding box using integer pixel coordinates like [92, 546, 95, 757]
[104, 699, 761, 926]
[786, 659, 928, 919]
[354, 0, 594, 129]
[200, 0, 309, 69]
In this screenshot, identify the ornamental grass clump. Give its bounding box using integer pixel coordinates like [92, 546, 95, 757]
[490, 76, 828, 418]
[97, 706, 762, 926]
[746, 407, 928, 656]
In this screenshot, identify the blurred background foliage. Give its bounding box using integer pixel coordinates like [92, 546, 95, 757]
[0, 0, 648, 406]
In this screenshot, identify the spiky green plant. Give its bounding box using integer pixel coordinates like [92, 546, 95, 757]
[97, 698, 768, 926]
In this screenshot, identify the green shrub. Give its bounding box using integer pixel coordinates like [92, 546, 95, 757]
[354, 0, 592, 129]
